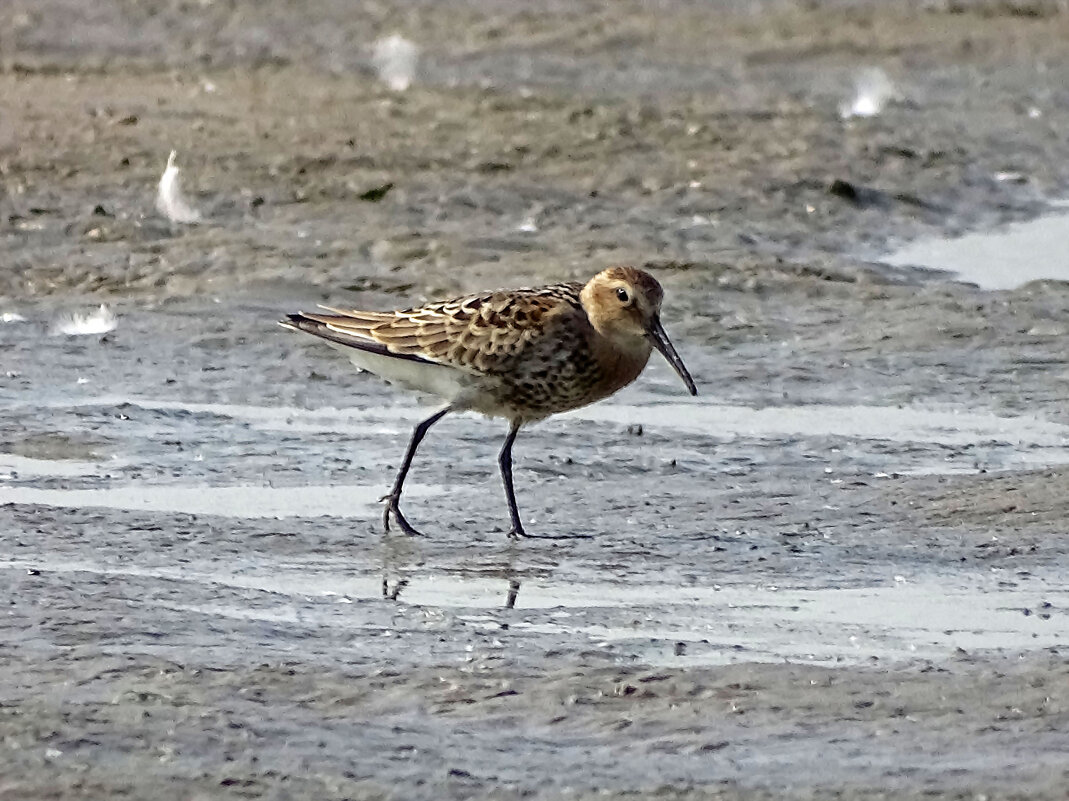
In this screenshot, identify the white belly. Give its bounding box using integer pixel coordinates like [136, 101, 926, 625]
[327, 342, 474, 405]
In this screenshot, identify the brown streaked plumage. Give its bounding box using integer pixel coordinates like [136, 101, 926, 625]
[280, 265, 696, 539]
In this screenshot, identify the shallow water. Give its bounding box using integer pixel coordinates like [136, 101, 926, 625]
[0, 483, 439, 518]
[883, 205, 1069, 290]
[0, 453, 111, 478]
[1, 554, 1064, 667]
[3, 302, 1069, 676]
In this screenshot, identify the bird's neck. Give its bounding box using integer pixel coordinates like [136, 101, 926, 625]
[589, 329, 652, 397]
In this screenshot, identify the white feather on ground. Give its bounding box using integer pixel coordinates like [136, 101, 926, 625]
[52, 305, 117, 337]
[840, 68, 898, 119]
[156, 150, 202, 224]
[372, 34, 419, 91]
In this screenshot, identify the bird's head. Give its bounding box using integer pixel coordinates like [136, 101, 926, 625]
[580, 266, 697, 396]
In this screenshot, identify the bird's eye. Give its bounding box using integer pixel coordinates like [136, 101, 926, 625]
[615, 287, 630, 304]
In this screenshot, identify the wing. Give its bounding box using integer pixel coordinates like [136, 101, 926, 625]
[282, 282, 587, 375]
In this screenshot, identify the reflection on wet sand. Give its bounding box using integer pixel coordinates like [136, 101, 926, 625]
[4, 554, 1062, 667]
[383, 575, 521, 608]
[379, 535, 524, 609]
[506, 579, 520, 609]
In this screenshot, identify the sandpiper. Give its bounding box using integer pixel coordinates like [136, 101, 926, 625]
[281, 266, 697, 539]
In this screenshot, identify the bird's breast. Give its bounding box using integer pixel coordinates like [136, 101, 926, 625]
[468, 332, 651, 422]
[587, 339, 651, 400]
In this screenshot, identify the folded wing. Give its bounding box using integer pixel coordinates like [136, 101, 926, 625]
[282, 283, 585, 375]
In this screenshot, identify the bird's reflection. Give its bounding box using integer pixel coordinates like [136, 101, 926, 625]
[504, 578, 520, 609]
[381, 576, 409, 601]
[381, 572, 522, 608]
[378, 536, 526, 609]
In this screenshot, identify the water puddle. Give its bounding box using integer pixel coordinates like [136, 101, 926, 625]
[0, 453, 110, 478]
[882, 205, 1069, 290]
[2, 557, 1063, 666]
[34, 395, 1069, 477]
[566, 401, 1069, 448]
[0, 483, 437, 519]
[33, 396, 415, 437]
[53, 395, 1069, 449]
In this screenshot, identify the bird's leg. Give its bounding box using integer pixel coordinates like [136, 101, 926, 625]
[497, 420, 528, 539]
[382, 407, 451, 536]
[498, 421, 595, 541]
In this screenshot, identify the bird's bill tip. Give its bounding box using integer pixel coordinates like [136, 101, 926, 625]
[647, 317, 697, 396]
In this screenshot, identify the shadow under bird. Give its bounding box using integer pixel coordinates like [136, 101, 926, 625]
[280, 265, 697, 539]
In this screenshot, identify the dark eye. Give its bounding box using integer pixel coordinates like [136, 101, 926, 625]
[615, 287, 630, 304]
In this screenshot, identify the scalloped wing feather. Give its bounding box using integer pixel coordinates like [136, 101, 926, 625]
[306, 282, 586, 374]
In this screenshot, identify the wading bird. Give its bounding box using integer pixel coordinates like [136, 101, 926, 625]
[281, 266, 696, 539]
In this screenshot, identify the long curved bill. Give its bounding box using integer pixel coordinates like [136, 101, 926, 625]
[647, 316, 697, 396]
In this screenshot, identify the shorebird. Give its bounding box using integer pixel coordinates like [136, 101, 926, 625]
[280, 266, 697, 539]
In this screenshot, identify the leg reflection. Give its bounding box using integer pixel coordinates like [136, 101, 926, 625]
[381, 577, 409, 601]
[505, 579, 520, 609]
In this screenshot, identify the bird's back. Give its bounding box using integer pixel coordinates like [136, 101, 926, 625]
[284, 281, 625, 420]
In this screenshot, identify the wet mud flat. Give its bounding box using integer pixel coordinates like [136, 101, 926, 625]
[3, 0, 1069, 799]
[3, 294, 1069, 799]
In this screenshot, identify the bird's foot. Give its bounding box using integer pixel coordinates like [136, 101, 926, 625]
[381, 494, 426, 537]
[507, 523, 593, 541]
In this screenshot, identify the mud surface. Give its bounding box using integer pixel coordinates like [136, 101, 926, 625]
[3, 1, 1069, 799]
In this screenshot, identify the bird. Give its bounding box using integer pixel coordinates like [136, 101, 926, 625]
[280, 265, 697, 539]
